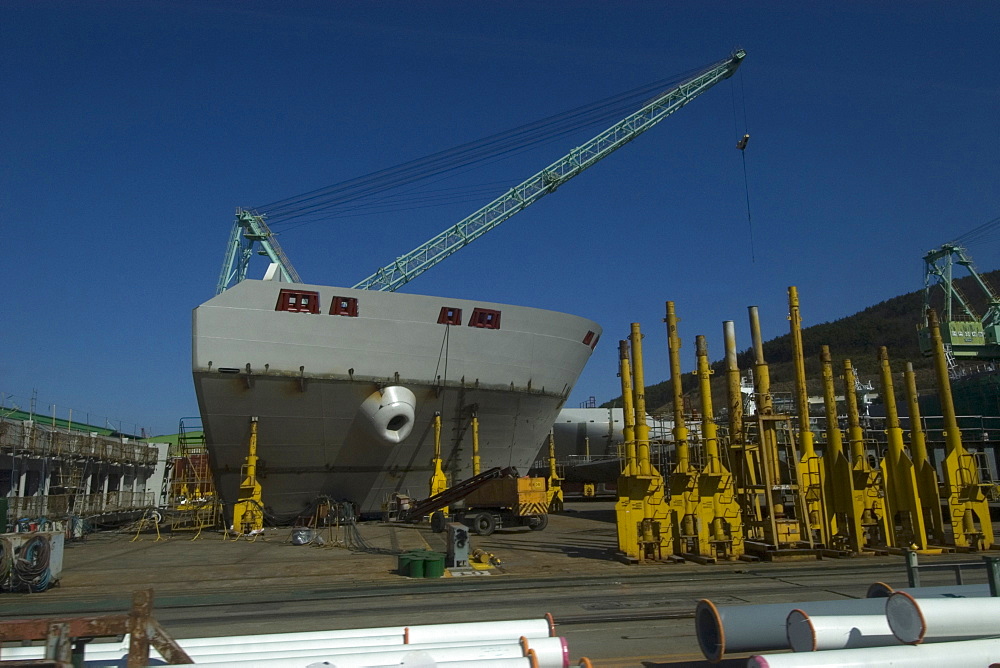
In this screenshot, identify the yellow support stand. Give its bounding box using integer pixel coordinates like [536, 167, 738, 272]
[926, 309, 996, 550]
[471, 413, 481, 477]
[843, 360, 892, 548]
[747, 306, 812, 552]
[723, 321, 764, 539]
[876, 347, 934, 552]
[819, 346, 865, 553]
[903, 362, 947, 545]
[694, 334, 745, 560]
[614, 326, 670, 563]
[430, 412, 448, 496]
[788, 287, 828, 547]
[545, 430, 564, 512]
[231, 416, 265, 538]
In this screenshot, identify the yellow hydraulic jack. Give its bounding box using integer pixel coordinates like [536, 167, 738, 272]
[926, 309, 996, 550]
[819, 346, 865, 553]
[788, 287, 829, 547]
[471, 412, 481, 476]
[842, 359, 892, 548]
[545, 430, 564, 512]
[903, 362, 947, 544]
[876, 347, 936, 553]
[693, 333, 745, 561]
[430, 412, 449, 499]
[230, 416, 265, 538]
[723, 321, 764, 534]
[746, 306, 814, 553]
[614, 327, 671, 562]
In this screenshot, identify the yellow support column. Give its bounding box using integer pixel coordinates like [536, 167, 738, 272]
[695, 334, 745, 560]
[749, 306, 809, 550]
[471, 412, 481, 477]
[631, 322, 670, 561]
[927, 309, 995, 550]
[819, 346, 864, 554]
[546, 430, 564, 512]
[876, 347, 932, 552]
[615, 339, 642, 559]
[843, 360, 892, 548]
[666, 302, 699, 558]
[232, 416, 264, 537]
[430, 412, 448, 498]
[903, 362, 947, 545]
[724, 321, 763, 537]
[787, 287, 828, 547]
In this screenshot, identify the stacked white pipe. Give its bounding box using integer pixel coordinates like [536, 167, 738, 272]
[2, 616, 575, 668]
[745, 589, 1000, 667]
[695, 583, 993, 663]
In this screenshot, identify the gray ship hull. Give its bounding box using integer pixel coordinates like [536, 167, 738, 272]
[193, 278, 600, 518]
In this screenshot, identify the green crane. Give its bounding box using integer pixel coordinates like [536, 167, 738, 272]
[918, 243, 1000, 359]
[217, 50, 745, 295]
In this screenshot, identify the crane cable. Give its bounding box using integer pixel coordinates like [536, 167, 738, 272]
[732, 67, 755, 263]
[251, 64, 715, 230]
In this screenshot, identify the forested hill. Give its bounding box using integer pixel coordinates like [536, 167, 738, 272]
[601, 268, 1000, 414]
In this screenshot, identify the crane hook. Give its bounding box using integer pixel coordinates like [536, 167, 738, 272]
[736, 133, 750, 151]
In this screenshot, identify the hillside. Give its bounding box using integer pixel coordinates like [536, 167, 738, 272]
[602, 268, 1000, 415]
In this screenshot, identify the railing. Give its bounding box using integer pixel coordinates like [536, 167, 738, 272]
[0, 417, 159, 466]
[6, 491, 156, 520]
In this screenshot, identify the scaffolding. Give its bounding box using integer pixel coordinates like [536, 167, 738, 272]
[162, 418, 220, 534]
[1, 416, 159, 530]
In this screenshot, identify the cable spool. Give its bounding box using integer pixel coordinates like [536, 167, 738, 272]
[12, 534, 51, 592]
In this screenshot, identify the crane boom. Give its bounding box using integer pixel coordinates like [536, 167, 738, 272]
[352, 50, 745, 292]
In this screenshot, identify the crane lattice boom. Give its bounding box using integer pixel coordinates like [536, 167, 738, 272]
[215, 50, 745, 295]
[353, 50, 745, 292]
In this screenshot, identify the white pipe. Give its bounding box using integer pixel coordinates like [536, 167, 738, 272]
[406, 617, 555, 643]
[367, 660, 535, 668]
[785, 609, 899, 652]
[151, 636, 563, 663]
[697, 584, 1000, 662]
[173, 639, 555, 668]
[11, 617, 557, 662]
[748, 636, 1000, 667]
[866, 582, 991, 598]
[695, 597, 888, 662]
[887, 590, 1000, 644]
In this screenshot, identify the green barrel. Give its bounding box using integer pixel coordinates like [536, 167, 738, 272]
[424, 551, 446, 578]
[407, 552, 426, 578]
[397, 552, 414, 575]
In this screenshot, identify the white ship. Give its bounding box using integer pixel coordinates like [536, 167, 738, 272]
[194, 52, 744, 519]
[193, 272, 600, 517]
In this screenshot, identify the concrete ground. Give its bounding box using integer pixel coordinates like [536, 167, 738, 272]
[2, 501, 993, 667]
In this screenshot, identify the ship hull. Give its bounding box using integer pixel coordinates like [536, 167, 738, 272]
[193, 278, 600, 517]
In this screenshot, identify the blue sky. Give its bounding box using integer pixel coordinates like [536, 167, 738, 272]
[3, 2, 998, 436]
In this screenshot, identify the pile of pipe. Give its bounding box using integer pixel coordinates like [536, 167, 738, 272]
[2, 615, 578, 667]
[696, 582, 1000, 667]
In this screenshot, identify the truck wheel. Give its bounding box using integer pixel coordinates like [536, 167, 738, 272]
[473, 512, 497, 536]
[527, 514, 548, 531]
[430, 511, 447, 533]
